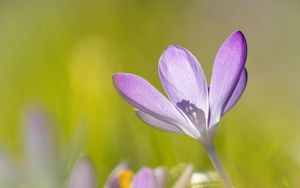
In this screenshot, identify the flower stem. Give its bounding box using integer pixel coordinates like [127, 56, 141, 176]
[206, 145, 234, 188]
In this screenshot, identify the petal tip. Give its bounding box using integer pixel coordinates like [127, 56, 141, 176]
[112, 72, 120, 81]
[226, 30, 248, 65]
[112, 73, 130, 94]
[164, 44, 187, 53]
[232, 30, 245, 38]
[112, 72, 124, 79]
[162, 44, 189, 57]
[166, 44, 180, 49]
[112, 73, 131, 86]
[230, 30, 247, 47]
[159, 45, 192, 67]
[112, 73, 121, 87]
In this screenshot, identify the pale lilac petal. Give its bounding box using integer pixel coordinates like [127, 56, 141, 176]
[223, 68, 247, 114]
[209, 31, 247, 126]
[113, 73, 199, 138]
[154, 167, 167, 188]
[159, 45, 209, 119]
[104, 162, 128, 188]
[23, 109, 55, 176]
[135, 110, 182, 133]
[68, 157, 97, 188]
[132, 168, 158, 188]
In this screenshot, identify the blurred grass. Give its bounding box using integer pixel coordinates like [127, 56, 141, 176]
[0, 0, 300, 187]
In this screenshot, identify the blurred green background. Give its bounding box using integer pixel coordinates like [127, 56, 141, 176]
[0, 0, 300, 187]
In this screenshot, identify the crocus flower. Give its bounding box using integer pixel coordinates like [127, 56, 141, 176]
[104, 162, 129, 188]
[0, 106, 95, 188]
[104, 163, 205, 188]
[104, 163, 166, 188]
[113, 31, 248, 188]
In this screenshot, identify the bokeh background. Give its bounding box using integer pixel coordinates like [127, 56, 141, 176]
[0, 0, 300, 187]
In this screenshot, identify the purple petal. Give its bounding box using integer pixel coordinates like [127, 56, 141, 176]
[24, 108, 55, 176]
[113, 73, 199, 138]
[113, 73, 183, 123]
[132, 168, 158, 188]
[68, 157, 97, 188]
[209, 31, 247, 126]
[158, 45, 209, 119]
[135, 110, 182, 133]
[223, 68, 247, 114]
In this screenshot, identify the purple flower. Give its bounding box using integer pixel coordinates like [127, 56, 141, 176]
[0, 106, 99, 187]
[104, 164, 167, 188]
[113, 31, 248, 188]
[104, 162, 129, 188]
[104, 163, 204, 188]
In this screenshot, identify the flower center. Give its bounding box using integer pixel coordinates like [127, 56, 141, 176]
[118, 170, 134, 188]
[176, 99, 206, 133]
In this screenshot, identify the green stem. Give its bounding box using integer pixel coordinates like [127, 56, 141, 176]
[206, 145, 234, 188]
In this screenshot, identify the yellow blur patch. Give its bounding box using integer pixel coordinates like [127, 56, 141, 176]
[118, 170, 134, 188]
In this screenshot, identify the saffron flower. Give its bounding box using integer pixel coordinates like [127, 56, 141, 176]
[104, 163, 168, 188]
[104, 163, 208, 188]
[113, 31, 248, 188]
